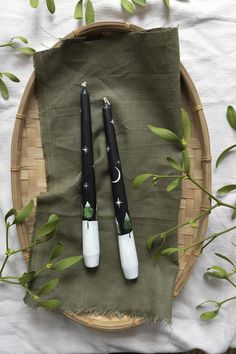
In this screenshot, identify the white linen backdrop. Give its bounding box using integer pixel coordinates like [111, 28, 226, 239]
[0, 1, 236, 353]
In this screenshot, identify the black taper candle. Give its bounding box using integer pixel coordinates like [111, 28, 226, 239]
[102, 97, 132, 236]
[80, 82, 97, 221]
[80, 82, 100, 268]
[102, 97, 139, 280]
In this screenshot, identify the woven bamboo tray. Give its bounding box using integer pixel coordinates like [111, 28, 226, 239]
[11, 22, 211, 331]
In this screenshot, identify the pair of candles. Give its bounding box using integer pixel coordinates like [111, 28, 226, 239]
[80, 82, 139, 280]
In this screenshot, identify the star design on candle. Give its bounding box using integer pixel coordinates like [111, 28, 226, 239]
[83, 182, 89, 189]
[115, 198, 123, 208]
[110, 119, 114, 125]
[116, 160, 120, 165]
[82, 146, 89, 154]
[107, 146, 111, 152]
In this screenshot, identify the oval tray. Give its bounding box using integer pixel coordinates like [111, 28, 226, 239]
[11, 21, 211, 331]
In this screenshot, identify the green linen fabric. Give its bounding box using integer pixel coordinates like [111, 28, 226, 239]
[26, 27, 182, 321]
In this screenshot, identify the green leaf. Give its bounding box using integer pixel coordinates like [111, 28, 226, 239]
[37, 298, 61, 309]
[204, 271, 226, 279]
[14, 200, 34, 224]
[182, 149, 190, 174]
[146, 235, 157, 251]
[85, 0, 95, 24]
[74, 0, 83, 19]
[227, 105, 236, 131]
[132, 0, 146, 6]
[49, 242, 64, 261]
[16, 47, 36, 55]
[35, 214, 60, 241]
[53, 256, 83, 271]
[12, 36, 28, 44]
[0, 78, 9, 99]
[167, 178, 180, 192]
[148, 125, 180, 144]
[181, 108, 191, 142]
[5, 208, 17, 223]
[37, 278, 59, 295]
[48, 213, 60, 223]
[19, 271, 35, 285]
[200, 310, 219, 321]
[30, 0, 39, 8]
[153, 245, 166, 261]
[164, 0, 170, 9]
[1, 72, 20, 82]
[46, 0, 55, 13]
[215, 253, 235, 267]
[216, 144, 236, 168]
[217, 184, 236, 195]
[166, 157, 183, 171]
[121, 0, 136, 13]
[210, 265, 228, 276]
[161, 247, 179, 255]
[132, 173, 154, 189]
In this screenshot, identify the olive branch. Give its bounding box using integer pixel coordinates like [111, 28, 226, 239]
[0, 200, 83, 310]
[133, 106, 236, 321]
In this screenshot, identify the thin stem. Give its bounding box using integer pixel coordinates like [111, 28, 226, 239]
[34, 266, 47, 277]
[0, 278, 20, 285]
[0, 256, 9, 277]
[0, 222, 11, 276]
[0, 43, 10, 48]
[154, 174, 183, 179]
[184, 225, 236, 252]
[219, 296, 236, 306]
[25, 287, 35, 297]
[188, 175, 236, 210]
[227, 278, 236, 288]
[5, 223, 9, 251]
[2, 276, 19, 279]
[11, 241, 38, 255]
[149, 203, 218, 241]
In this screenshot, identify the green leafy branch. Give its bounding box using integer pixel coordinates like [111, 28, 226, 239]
[196, 296, 236, 321]
[0, 36, 35, 55]
[0, 36, 35, 99]
[133, 108, 236, 254]
[0, 200, 83, 309]
[215, 106, 236, 218]
[30, 0, 170, 24]
[133, 105, 236, 321]
[195, 105, 236, 320]
[196, 251, 236, 320]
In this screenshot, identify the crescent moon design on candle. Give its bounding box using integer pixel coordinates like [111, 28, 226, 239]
[111, 167, 121, 184]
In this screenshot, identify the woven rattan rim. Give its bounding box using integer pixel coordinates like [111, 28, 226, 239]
[11, 21, 211, 331]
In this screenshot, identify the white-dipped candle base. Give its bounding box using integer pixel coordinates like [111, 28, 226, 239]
[82, 220, 100, 268]
[118, 231, 139, 280]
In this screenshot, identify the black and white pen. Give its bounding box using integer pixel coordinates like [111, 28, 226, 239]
[80, 82, 100, 268]
[102, 97, 139, 280]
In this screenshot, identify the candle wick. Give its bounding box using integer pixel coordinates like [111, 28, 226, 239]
[103, 97, 111, 106]
[81, 81, 87, 88]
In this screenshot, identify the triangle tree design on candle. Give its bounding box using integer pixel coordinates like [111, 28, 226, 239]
[123, 212, 132, 231]
[83, 201, 94, 220]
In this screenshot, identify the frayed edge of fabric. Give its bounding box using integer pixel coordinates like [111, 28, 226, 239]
[24, 295, 172, 325]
